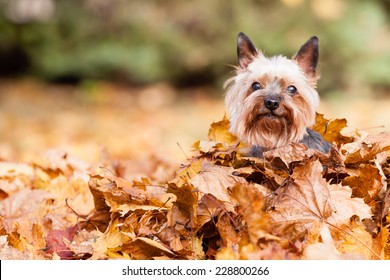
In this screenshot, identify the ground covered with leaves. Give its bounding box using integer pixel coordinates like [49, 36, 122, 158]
[1, 105, 389, 259]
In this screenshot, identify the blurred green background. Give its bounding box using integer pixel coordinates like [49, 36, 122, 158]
[1, 0, 390, 96]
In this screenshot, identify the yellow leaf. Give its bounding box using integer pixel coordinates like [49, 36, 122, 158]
[208, 116, 238, 144]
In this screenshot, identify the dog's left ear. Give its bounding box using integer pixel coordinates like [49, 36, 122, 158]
[293, 36, 318, 77]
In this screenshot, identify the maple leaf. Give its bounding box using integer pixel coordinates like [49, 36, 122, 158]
[232, 183, 279, 244]
[190, 161, 244, 207]
[327, 183, 371, 225]
[341, 133, 390, 164]
[342, 164, 386, 204]
[263, 143, 315, 170]
[269, 160, 332, 239]
[122, 237, 175, 260]
[268, 159, 371, 242]
[382, 188, 390, 220]
[207, 116, 238, 145]
[312, 113, 354, 144]
[89, 219, 123, 259]
[0, 189, 54, 251]
[196, 193, 225, 230]
[157, 226, 184, 253]
[0, 235, 45, 260]
[88, 170, 153, 215]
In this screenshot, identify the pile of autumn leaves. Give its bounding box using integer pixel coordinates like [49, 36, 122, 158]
[1, 114, 390, 259]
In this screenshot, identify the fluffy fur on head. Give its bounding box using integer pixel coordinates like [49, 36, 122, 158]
[225, 33, 321, 151]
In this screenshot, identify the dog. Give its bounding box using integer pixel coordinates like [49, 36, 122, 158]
[224, 32, 332, 157]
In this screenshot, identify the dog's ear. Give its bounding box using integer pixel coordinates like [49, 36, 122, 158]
[293, 36, 318, 77]
[237, 32, 258, 68]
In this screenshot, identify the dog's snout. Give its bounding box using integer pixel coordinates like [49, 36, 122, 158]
[264, 99, 279, 111]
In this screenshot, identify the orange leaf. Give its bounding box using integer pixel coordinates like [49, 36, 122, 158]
[312, 113, 353, 144]
[208, 116, 238, 144]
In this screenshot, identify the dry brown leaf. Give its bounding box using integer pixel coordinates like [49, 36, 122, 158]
[122, 237, 175, 260]
[342, 164, 385, 204]
[68, 229, 100, 257]
[0, 235, 45, 260]
[269, 160, 333, 239]
[327, 183, 371, 225]
[232, 183, 279, 243]
[88, 170, 152, 216]
[269, 159, 371, 241]
[196, 194, 224, 230]
[157, 226, 184, 253]
[216, 213, 240, 249]
[167, 182, 198, 230]
[0, 188, 53, 220]
[33, 149, 90, 180]
[382, 188, 390, 220]
[264, 143, 315, 169]
[190, 161, 244, 207]
[312, 113, 353, 144]
[341, 133, 390, 164]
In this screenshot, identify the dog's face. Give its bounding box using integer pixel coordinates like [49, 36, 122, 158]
[225, 33, 320, 149]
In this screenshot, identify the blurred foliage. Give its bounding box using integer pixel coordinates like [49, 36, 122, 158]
[1, 0, 390, 94]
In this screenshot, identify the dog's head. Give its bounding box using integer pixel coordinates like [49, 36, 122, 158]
[225, 33, 320, 149]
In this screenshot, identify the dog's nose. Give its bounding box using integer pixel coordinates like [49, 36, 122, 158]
[264, 99, 279, 111]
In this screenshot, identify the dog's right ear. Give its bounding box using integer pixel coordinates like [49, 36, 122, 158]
[237, 32, 258, 68]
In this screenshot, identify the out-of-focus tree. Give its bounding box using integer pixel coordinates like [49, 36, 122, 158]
[0, 0, 389, 96]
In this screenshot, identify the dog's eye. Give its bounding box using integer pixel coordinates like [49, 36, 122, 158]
[251, 82, 262, 91]
[287, 85, 297, 94]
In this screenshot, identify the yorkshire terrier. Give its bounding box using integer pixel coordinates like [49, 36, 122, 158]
[225, 32, 332, 157]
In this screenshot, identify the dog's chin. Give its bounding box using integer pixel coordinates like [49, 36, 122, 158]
[255, 112, 289, 129]
[244, 113, 293, 148]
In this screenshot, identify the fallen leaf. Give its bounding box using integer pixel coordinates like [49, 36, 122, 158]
[312, 113, 353, 144]
[268, 159, 371, 241]
[208, 116, 238, 145]
[190, 161, 243, 207]
[45, 226, 78, 259]
[122, 237, 175, 260]
[232, 183, 279, 243]
[342, 164, 385, 204]
[263, 143, 315, 169]
[341, 133, 390, 164]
